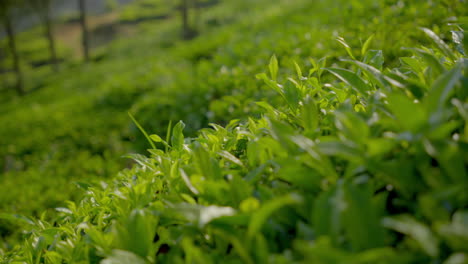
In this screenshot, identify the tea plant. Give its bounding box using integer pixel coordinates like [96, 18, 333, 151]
[2, 0, 465, 222]
[1, 25, 467, 263]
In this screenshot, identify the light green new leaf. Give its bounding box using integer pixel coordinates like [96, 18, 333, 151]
[180, 168, 200, 195]
[101, 250, 146, 264]
[400, 57, 425, 75]
[171, 121, 186, 151]
[256, 72, 283, 95]
[294, 61, 303, 79]
[361, 34, 375, 57]
[174, 204, 236, 228]
[149, 134, 163, 142]
[337, 37, 356, 60]
[421, 27, 456, 60]
[343, 59, 391, 90]
[218, 150, 245, 168]
[406, 48, 446, 76]
[269, 55, 279, 81]
[444, 253, 468, 264]
[193, 142, 222, 179]
[313, 183, 345, 245]
[326, 67, 371, 95]
[363, 50, 385, 70]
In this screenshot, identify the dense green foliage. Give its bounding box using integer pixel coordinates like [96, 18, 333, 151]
[1, 0, 468, 263]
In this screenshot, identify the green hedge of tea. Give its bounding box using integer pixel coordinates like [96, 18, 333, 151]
[0, 0, 467, 262]
[2, 22, 467, 263]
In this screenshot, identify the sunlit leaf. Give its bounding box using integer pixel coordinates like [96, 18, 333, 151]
[325, 67, 371, 95]
[383, 215, 439, 257]
[269, 55, 279, 81]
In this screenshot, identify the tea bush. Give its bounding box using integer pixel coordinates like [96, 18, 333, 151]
[0, 0, 467, 262]
[2, 22, 467, 263]
[2, 0, 464, 217]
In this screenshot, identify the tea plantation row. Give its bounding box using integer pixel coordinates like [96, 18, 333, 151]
[1, 0, 467, 263]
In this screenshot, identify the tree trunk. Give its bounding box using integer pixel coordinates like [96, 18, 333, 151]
[181, 0, 190, 39]
[79, 0, 89, 61]
[193, 0, 199, 32]
[0, 46, 6, 88]
[43, 8, 58, 72]
[3, 15, 24, 95]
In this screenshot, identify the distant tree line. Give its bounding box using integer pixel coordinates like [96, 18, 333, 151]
[1, 0, 200, 95]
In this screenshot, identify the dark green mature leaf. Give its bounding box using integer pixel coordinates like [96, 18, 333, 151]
[386, 93, 427, 132]
[383, 215, 439, 257]
[277, 158, 322, 192]
[313, 183, 345, 245]
[248, 193, 302, 239]
[343, 179, 385, 250]
[300, 96, 319, 132]
[268, 118, 297, 151]
[114, 209, 157, 259]
[385, 71, 426, 99]
[129, 112, 156, 150]
[316, 138, 363, 161]
[334, 110, 369, 144]
[437, 211, 468, 252]
[425, 61, 464, 112]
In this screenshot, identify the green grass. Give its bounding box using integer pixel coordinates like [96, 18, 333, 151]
[0, 0, 467, 262]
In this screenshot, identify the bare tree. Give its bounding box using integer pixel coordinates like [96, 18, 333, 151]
[79, 0, 89, 61]
[27, 0, 59, 72]
[0, 0, 24, 95]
